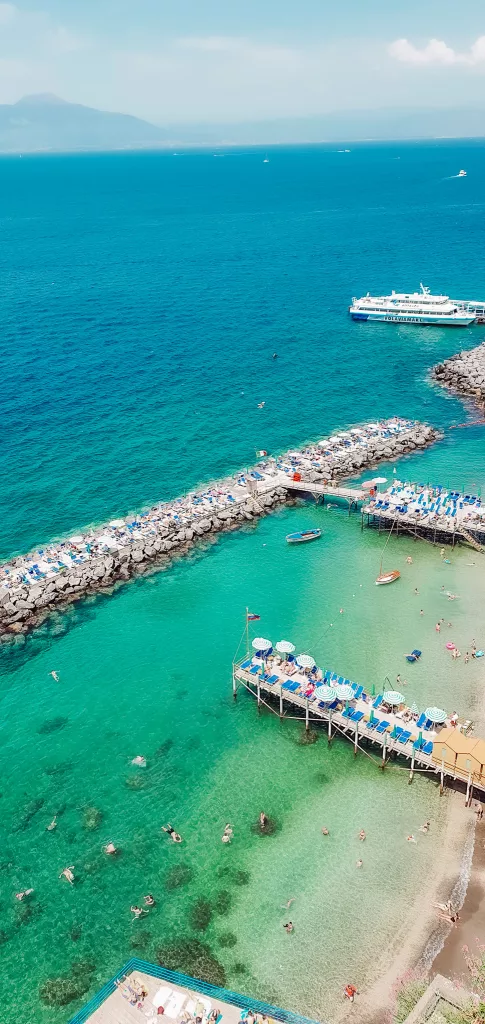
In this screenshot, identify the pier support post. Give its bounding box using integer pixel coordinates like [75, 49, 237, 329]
[257, 678, 261, 710]
[465, 770, 472, 806]
[328, 711, 332, 745]
[354, 723, 359, 756]
[440, 755, 445, 795]
[279, 689, 283, 719]
[409, 751, 415, 784]
[232, 666, 237, 701]
[381, 733, 387, 770]
[305, 699, 309, 731]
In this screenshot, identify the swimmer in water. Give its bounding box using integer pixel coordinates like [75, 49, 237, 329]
[143, 894, 155, 906]
[419, 821, 430, 834]
[15, 889, 34, 901]
[414, 588, 419, 595]
[406, 557, 413, 564]
[321, 826, 329, 835]
[46, 815, 57, 832]
[280, 898, 296, 909]
[283, 921, 294, 933]
[103, 842, 118, 855]
[131, 755, 146, 767]
[358, 829, 366, 841]
[407, 835, 417, 844]
[356, 859, 363, 868]
[257, 402, 265, 409]
[260, 812, 268, 828]
[162, 824, 183, 843]
[60, 866, 75, 884]
[50, 671, 59, 682]
[130, 905, 147, 918]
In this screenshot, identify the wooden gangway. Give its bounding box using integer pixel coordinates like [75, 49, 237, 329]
[233, 660, 484, 801]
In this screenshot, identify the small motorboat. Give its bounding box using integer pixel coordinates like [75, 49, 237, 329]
[458, 169, 467, 177]
[286, 529, 322, 544]
[375, 570, 401, 585]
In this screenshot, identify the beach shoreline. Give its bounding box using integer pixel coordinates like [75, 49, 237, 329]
[432, 817, 485, 993]
[335, 792, 476, 1024]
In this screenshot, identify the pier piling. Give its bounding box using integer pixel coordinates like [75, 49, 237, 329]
[409, 750, 415, 784]
[328, 711, 332, 745]
[381, 733, 387, 770]
[305, 699, 309, 731]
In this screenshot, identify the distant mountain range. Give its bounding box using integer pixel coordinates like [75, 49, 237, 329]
[2, 94, 485, 153]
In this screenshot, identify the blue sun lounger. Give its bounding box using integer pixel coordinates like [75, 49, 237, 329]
[350, 710, 364, 723]
[392, 727, 404, 741]
[413, 737, 424, 751]
[375, 719, 390, 734]
[422, 741, 433, 755]
[372, 694, 383, 709]
[342, 707, 353, 719]
[240, 659, 252, 669]
[249, 665, 260, 675]
[415, 712, 426, 729]
[366, 719, 378, 731]
[265, 674, 279, 685]
[398, 730, 412, 744]
[354, 685, 364, 700]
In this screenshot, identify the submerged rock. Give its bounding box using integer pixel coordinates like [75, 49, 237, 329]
[156, 939, 226, 987]
[82, 806, 103, 831]
[165, 864, 194, 891]
[37, 716, 68, 735]
[190, 898, 212, 931]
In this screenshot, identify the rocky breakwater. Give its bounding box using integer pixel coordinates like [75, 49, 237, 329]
[433, 342, 485, 403]
[0, 419, 439, 642]
[0, 489, 289, 641]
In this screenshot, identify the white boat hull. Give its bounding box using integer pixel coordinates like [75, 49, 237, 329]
[350, 309, 475, 326]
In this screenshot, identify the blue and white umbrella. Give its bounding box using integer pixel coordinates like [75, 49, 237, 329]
[276, 640, 295, 655]
[296, 654, 316, 670]
[335, 683, 354, 700]
[252, 637, 272, 652]
[424, 706, 447, 724]
[383, 690, 405, 706]
[313, 685, 338, 702]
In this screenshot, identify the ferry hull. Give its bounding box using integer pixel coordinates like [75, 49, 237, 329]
[350, 311, 475, 326]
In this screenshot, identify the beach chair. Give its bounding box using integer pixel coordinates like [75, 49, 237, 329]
[354, 685, 364, 700]
[266, 674, 279, 685]
[372, 694, 383, 709]
[415, 712, 426, 728]
[413, 737, 424, 751]
[366, 719, 378, 731]
[375, 719, 390, 734]
[422, 741, 433, 755]
[350, 710, 364, 723]
[392, 727, 403, 741]
[342, 707, 353, 719]
[281, 680, 294, 690]
[240, 658, 252, 669]
[249, 665, 260, 675]
[398, 730, 411, 744]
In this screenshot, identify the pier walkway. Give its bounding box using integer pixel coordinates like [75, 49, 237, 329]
[233, 657, 484, 800]
[361, 480, 485, 549]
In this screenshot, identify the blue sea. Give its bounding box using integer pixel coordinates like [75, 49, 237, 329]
[1, 141, 485, 1023]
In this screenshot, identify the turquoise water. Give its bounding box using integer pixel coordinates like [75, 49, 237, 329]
[1, 142, 485, 1022]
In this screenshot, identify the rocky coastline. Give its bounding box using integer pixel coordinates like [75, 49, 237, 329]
[0, 419, 439, 643]
[433, 342, 485, 404]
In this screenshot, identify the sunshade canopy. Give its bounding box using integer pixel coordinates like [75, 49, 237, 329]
[335, 683, 354, 700]
[313, 685, 338, 702]
[383, 690, 405, 705]
[425, 706, 448, 724]
[296, 654, 316, 669]
[252, 637, 272, 652]
[276, 640, 295, 654]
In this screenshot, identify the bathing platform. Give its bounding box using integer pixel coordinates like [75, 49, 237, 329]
[361, 482, 485, 550]
[67, 959, 320, 1024]
[233, 656, 485, 801]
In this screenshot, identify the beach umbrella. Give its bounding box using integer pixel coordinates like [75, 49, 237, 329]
[276, 640, 295, 655]
[335, 683, 354, 700]
[373, 477, 388, 485]
[313, 685, 338, 702]
[424, 706, 447, 724]
[410, 702, 419, 715]
[296, 654, 316, 670]
[109, 519, 126, 528]
[252, 637, 272, 652]
[69, 535, 84, 543]
[383, 690, 405, 706]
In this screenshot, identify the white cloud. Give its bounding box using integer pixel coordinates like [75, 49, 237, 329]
[389, 35, 485, 66]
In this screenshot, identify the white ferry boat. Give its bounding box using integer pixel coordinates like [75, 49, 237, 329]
[349, 285, 476, 326]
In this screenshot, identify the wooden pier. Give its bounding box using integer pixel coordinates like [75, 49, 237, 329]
[233, 659, 485, 802]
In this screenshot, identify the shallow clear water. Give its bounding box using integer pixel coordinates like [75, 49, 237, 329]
[1, 142, 485, 1023]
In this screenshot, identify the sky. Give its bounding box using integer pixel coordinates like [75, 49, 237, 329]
[1, 0, 485, 123]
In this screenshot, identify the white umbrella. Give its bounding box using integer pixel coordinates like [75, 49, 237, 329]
[373, 477, 388, 484]
[252, 637, 272, 652]
[410, 702, 420, 715]
[349, 428, 363, 434]
[313, 684, 338, 702]
[335, 683, 354, 700]
[276, 640, 295, 655]
[109, 519, 126, 528]
[318, 440, 332, 447]
[383, 690, 405, 706]
[69, 535, 84, 543]
[425, 706, 447, 724]
[296, 654, 316, 670]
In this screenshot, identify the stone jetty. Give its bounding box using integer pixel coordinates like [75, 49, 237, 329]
[433, 341, 485, 402]
[0, 418, 439, 641]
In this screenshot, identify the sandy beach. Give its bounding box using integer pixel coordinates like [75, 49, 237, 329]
[336, 792, 476, 1024]
[432, 817, 485, 991]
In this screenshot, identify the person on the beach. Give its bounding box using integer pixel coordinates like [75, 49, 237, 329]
[420, 609, 424, 616]
[60, 866, 75, 884]
[436, 623, 441, 633]
[162, 824, 182, 843]
[419, 821, 430, 833]
[465, 652, 469, 664]
[406, 835, 417, 844]
[344, 985, 357, 1002]
[396, 674, 401, 685]
[414, 588, 419, 595]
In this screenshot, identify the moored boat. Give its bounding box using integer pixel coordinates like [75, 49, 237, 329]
[375, 569, 401, 585]
[286, 529, 321, 544]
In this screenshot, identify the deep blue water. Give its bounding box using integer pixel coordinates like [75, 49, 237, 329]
[1, 141, 485, 559]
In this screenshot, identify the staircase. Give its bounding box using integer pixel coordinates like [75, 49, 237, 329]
[459, 526, 484, 552]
